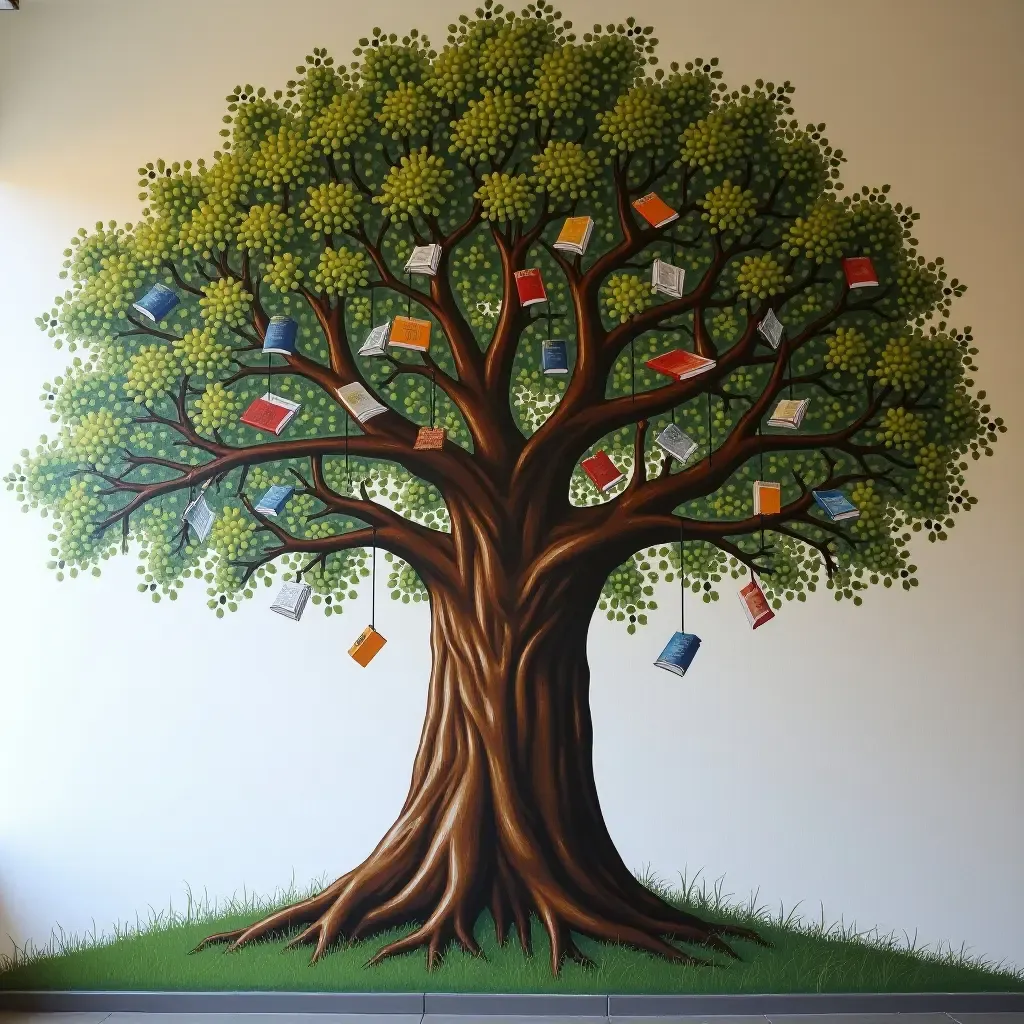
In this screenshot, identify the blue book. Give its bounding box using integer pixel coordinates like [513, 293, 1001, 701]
[654, 631, 702, 676]
[812, 489, 860, 522]
[542, 338, 568, 375]
[133, 283, 179, 322]
[263, 316, 298, 356]
[255, 484, 294, 517]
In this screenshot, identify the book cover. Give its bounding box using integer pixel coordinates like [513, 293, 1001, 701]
[651, 258, 685, 299]
[514, 268, 547, 306]
[389, 315, 432, 352]
[581, 451, 625, 493]
[414, 426, 446, 451]
[337, 382, 388, 423]
[182, 493, 215, 542]
[655, 423, 698, 464]
[654, 631, 701, 676]
[812, 489, 861, 521]
[768, 397, 809, 429]
[240, 393, 301, 435]
[404, 243, 442, 277]
[255, 483, 295, 517]
[542, 339, 569, 375]
[553, 216, 594, 256]
[757, 309, 784, 349]
[263, 315, 298, 356]
[646, 348, 716, 381]
[632, 192, 679, 229]
[752, 480, 781, 516]
[349, 624, 387, 666]
[843, 256, 878, 289]
[270, 581, 312, 621]
[132, 283, 179, 322]
[738, 578, 775, 629]
[358, 321, 391, 358]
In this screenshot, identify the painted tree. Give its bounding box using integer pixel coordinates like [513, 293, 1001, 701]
[6, 1, 1004, 974]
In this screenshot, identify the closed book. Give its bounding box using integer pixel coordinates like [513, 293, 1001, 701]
[654, 631, 701, 676]
[553, 216, 594, 255]
[255, 483, 294, 517]
[768, 397, 809, 429]
[389, 315, 431, 352]
[514, 268, 547, 306]
[270, 581, 312, 621]
[655, 423, 698, 464]
[542, 338, 569, 375]
[404, 243, 442, 277]
[413, 426, 446, 451]
[812, 489, 860, 522]
[752, 480, 781, 516]
[263, 315, 298, 355]
[240, 393, 301, 435]
[182, 493, 215, 542]
[337, 382, 388, 423]
[757, 309, 784, 349]
[581, 451, 625, 492]
[349, 624, 387, 666]
[843, 256, 878, 289]
[738, 578, 775, 629]
[133, 283, 179, 322]
[632, 192, 679, 228]
[646, 348, 716, 381]
[358, 321, 391, 357]
[651, 258, 685, 299]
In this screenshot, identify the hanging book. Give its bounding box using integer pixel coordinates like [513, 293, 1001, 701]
[270, 581, 312, 621]
[182, 492, 215, 542]
[389, 315, 432, 352]
[240, 393, 301, 436]
[404, 243, 442, 277]
[542, 338, 569, 375]
[654, 631, 701, 676]
[263, 315, 298, 356]
[655, 423, 698, 464]
[337, 382, 388, 423]
[133, 283, 179, 322]
[812, 489, 860, 522]
[646, 348, 716, 381]
[554, 216, 594, 256]
[358, 321, 391, 358]
[349, 624, 387, 666]
[738, 578, 775, 629]
[752, 480, 781, 516]
[581, 451, 625, 493]
[843, 256, 878, 289]
[514, 268, 547, 306]
[651, 258, 685, 299]
[632, 192, 679, 229]
[757, 309, 784, 350]
[255, 483, 294, 517]
[768, 397, 809, 429]
[414, 426, 446, 451]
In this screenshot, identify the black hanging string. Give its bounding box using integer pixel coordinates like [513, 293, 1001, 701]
[371, 525, 376, 631]
[788, 349, 794, 400]
[371, 284, 375, 326]
[547, 304, 552, 341]
[345, 415, 350, 489]
[630, 339, 636, 402]
[679, 519, 685, 634]
[430, 368, 436, 428]
[266, 350, 271, 397]
[706, 391, 713, 467]
[406, 273, 412, 317]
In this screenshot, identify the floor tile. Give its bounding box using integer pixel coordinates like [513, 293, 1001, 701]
[424, 1017, 607, 1024]
[611, 1016, 768, 1024]
[766, 1016, 904, 1024]
[106, 1016, 421, 1024]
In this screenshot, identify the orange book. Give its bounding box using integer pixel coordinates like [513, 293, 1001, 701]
[389, 315, 431, 352]
[753, 480, 781, 516]
[414, 426, 446, 451]
[632, 192, 679, 229]
[348, 625, 387, 666]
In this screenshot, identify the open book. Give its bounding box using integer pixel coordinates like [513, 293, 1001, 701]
[183, 492, 215, 542]
[358, 322, 390, 358]
[768, 398, 809, 430]
[404, 244, 442, 277]
[270, 581, 312, 621]
[337, 382, 388, 423]
[651, 258, 685, 299]
[554, 216, 594, 256]
[757, 309, 784, 350]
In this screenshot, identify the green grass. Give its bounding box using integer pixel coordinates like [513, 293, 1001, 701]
[2, 869, 1021, 993]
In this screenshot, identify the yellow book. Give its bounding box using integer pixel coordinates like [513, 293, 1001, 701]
[389, 315, 431, 352]
[349, 625, 387, 667]
[554, 216, 594, 256]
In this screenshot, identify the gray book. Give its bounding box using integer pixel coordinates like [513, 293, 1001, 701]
[651, 258, 685, 299]
[654, 423, 698, 464]
[358, 321, 391, 357]
[404, 244, 441, 277]
[758, 309, 784, 349]
[182, 493, 214, 542]
[270, 581, 312, 621]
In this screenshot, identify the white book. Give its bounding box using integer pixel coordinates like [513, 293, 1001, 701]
[337, 382, 388, 423]
[654, 423, 698, 464]
[651, 258, 685, 299]
[404, 244, 442, 277]
[182, 493, 215, 542]
[768, 397, 810, 430]
[270, 581, 312, 621]
[758, 309, 784, 350]
[358, 321, 391, 357]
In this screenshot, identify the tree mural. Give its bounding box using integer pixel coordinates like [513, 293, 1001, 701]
[6, 0, 1004, 975]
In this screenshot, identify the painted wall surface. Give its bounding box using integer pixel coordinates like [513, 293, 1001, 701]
[1, 0, 1022, 971]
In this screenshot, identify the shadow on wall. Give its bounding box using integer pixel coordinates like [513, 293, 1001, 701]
[0, 887, 22, 965]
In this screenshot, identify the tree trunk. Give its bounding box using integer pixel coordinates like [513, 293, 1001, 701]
[193, 550, 762, 973]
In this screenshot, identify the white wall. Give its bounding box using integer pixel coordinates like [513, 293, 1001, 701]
[1, 0, 1022, 972]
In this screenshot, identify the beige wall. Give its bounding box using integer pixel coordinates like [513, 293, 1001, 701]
[0, 0, 1021, 969]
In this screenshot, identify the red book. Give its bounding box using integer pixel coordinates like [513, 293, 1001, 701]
[632, 192, 679, 229]
[645, 348, 716, 381]
[843, 256, 878, 289]
[738, 578, 775, 629]
[239, 393, 301, 435]
[581, 451, 625, 493]
[514, 268, 547, 306]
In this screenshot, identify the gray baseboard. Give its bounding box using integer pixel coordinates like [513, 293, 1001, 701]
[0, 989, 1022, 1015]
